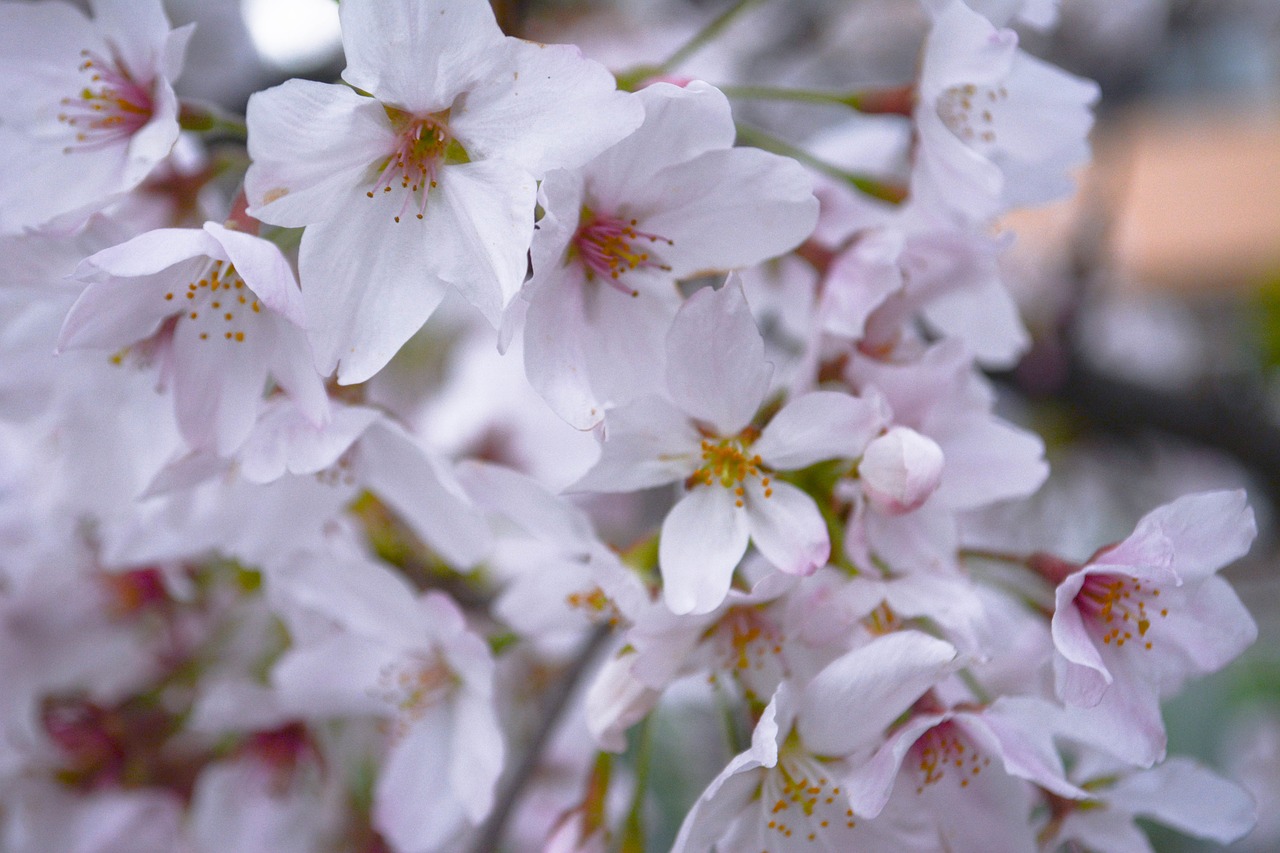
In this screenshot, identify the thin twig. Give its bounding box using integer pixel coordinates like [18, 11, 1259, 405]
[467, 625, 614, 853]
[734, 123, 907, 204]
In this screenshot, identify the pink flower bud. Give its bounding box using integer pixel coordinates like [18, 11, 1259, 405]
[860, 426, 944, 514]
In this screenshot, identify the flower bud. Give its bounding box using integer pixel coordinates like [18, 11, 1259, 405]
[860, 426, 944, 514]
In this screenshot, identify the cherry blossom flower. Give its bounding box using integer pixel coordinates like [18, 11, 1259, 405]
[913, 0, 1099, 222]
[269, 550, 503, 853]
[244, 0, 643, 384]
[0, 0, 192, 233]
[1047, 490, 1257, 766]
[673, 631, 960, 852]
[574, 279, 885, 614]
[816, 199, 1028, 368]
[520, 80, 818, 428]
[1042, 753, 1256, 852]
[58, 222, 328, 456]
[842, 339, 1048, 575]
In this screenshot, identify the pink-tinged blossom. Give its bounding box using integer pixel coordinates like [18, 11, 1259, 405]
[859, 426, 945, 515]
[268, 550, 504, 853]
[1048, 490, 1257, 766]
[573, 279, 885, 614]
[841, 340, 1047, 575]
[244, 0, 643, 384]
[842, 696, 1086, 826]
[520, 81, 818, 428]
[1044, 752, 1256, 852]
[58, 222, 328, 456]
[816, 198, 1028, 368]
[0, 0, 192, 234]
[673, 632, 959, 852]
[913, 0, 1099, 223]
[1, 780, 184, 853]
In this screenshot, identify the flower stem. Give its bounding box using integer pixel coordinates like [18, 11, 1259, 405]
[177, 100, 248, 141]
[467, 625, 613, 853]
[618, 714, 655, 853]
[719, 83, 915, 116]
[616, 0, 766, 90]
[734, 123, 907, 204]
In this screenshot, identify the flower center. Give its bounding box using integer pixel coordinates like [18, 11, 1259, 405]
[570, 209, 673, 295]
[369, 108, 468, 223]
[936, 83, 1007, 150]
[763, 751, 858, 840]
[372, 651, 458, 737]
[717, 606, 783, 674]
[163, 259, 261, 344]
[565, 585, 622, 627]
[911, 722, 989, 793]
[688, 432, 772, 508]
[57, 48, 154, 152]
[1075, 573, 1168, 651]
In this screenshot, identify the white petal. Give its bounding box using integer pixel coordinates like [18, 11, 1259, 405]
[743, 479, 829, 576]
[569, 395, 700, 493]
[427, 159, 536, 323]
[340, 0, 502, 112]
[665, 278, 771, 435]
[299, 195, 449, 383]
[452, 39, 642, 175]
[637, 147, 817, 277]
[587, 81, 736, 206]
[659, 487, 749, 615]
[754, 390, 886, 470]
[245, 80, 395, 227]
[798, 631, 958, 758]
[204, 223, 306, 327]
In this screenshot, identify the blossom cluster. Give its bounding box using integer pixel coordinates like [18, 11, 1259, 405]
[0, 0, 1261, 850]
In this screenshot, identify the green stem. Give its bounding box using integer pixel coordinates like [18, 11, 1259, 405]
[720, 84, 916, 115]
[178, 101, 248, 140]
[734, 123, 906, 204]
[618, 715, 655, 853]
[661, 0, 763, 74]
[958, 668, 994, 705]
[616, 0, 765, 90]
[958, 547, 1032, 566]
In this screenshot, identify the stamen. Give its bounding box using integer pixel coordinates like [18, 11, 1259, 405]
[571, 209, 673, 294]
[1075, 572, 1169, 651]
[173, 259, 254, 344]
[369, 109, 465, 223]
[936, 83, 1007, 148]
[57, 48, 154, 153]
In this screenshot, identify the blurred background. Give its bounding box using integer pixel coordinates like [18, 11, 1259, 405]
[105, 0, 1280, 847]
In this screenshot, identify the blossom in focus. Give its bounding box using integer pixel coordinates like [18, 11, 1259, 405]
[58, 222, 328, 456]
[244, 0, 643, 384]
[673, 631, 959, 852]
[1048, 490, 1258, 766]
[912, 0, 1099, 222]
[0, 0, 191, 234]
[520, 80, 817, 428]
[574, 279, 884, 614]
